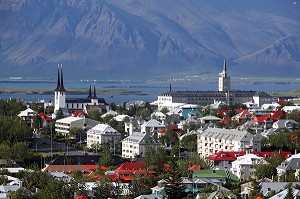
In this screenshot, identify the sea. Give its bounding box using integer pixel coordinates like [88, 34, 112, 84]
[0, 80, 299, 104]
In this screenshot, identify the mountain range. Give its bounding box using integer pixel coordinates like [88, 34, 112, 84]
[0, 0, 300, 80]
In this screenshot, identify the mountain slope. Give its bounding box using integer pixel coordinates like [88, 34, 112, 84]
[0, 0, 299, 80]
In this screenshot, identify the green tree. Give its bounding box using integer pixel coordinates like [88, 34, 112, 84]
[93, 175, 115, 199]
[9, 187, 33, 199]
[284, 183, 294, 199]
[164, 157, 186, 199]
[254, 163, 277, 179]
[128, 174, 154, 198]
[99, 146, 113, 167]
[0, 175, 9, 185]
[144, 145, 166, 173]
[248, 180, 263, 199]
[181, 134, 197, 152]
[87, 107, 102, 121]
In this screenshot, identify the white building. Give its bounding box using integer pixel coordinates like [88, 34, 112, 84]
[197, 128, 261, 158]
[218, 59, 230, 92]
[121, 132, 161, 159]
[230, 153, 268, 180]
[18, 107, 36, 126]
[140, 119, 165, 133]
[87, 124, 122, 148]
[124, 117, 146, 136]
[55, 116, 100, 136]
[53, 65, 109, 114]
[277, 153, 300, 177]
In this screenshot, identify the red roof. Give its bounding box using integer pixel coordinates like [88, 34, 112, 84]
[76, 196, 89, 199]
[73, 110, 88, 118]
[38, 112, 52, 121]
[84, 165, 107, 171]
[208, 151, 292, 161]
[188, 165, 201, 171]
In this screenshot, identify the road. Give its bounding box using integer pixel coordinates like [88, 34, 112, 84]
[32, 136, 97, 156]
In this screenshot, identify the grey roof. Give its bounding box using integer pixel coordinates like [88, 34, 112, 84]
[269, 188, 300, 199]
[134, 195, 163, 199]
[273, 119, 299, 129]
[277, 153, 300, 171]
[261, 182, 300, 196]
[122, 132, 150, 144]
[201, 128, 252, 142]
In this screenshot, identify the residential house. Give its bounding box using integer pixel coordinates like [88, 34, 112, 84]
[151, 111, 166, 122]
[272, 119, 299, 131]
[197, 189, 238, 199]
[199, 116, 221, 124]
[269, 188, 300, 199]
[197, 128, 261, 158]
[232, 110, 253, 123]
[18, 107, 36, 126]
[121, 132, 161, 159]
[230, 154, 269, 180]
[124, 117, 146, 136]
[38, 112, 52, 127]
[55, 116, 100, 136]
[86, 124, 122, 148]
[208, 151, 292, 171]
[140, 119, 165, 133]
[192, 170, 239, 185]
[282, 106, 300, 113]
[277, 153, 300, 177]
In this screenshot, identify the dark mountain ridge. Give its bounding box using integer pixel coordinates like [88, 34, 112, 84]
[0, 0, 299, 80]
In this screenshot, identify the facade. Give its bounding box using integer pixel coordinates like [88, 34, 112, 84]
[197, 128, 261, 158]
[121, 132, 161, 159]
[55, 116, 100, 136]
[230, 154, 268, 180]
[54, 66, 109, 115]
[277, 153, 300, 177]
[18, 107, 36, 126]
[86, 124, 122, 148]
[140, 119, 165, 133]
[157, 61, 272, 109]
[218, 59, 230, 92]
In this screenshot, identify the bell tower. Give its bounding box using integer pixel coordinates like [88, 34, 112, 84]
[218, 59, 230, 92]
[54, 64, 66, 112]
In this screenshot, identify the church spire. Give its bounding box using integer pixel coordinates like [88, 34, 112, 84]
[223, 59, 227, 73]
[87, 84, 92, 99]
[54, 64, 61, 91]
[92, 84, 97, 99]
[169, 81, 172, 91]
[58, 64, 66, 92]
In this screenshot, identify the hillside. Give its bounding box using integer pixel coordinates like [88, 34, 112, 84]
[0, 0, 299, 80]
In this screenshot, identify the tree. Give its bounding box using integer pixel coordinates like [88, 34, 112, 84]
[144, 145, 166, 173]
[128, 174, 153, 198]
[267, 151, 285, 167]
[254, 163, 277, 179]
[93, 175, 115, 199]
[164, 157, 186, 199]
[0, 175, 8, 185]
[99, 146, 113, 167]
[87, 107, 102, 121]
[9, 187, 33, 199]
[284, 183, 294, 199]
[248, 180, 263, 199]
[181, 134, 197, 152]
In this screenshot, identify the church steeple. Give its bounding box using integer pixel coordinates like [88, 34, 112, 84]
[87, 85, 92, 99]
[54, 64, 66, 92]
[169, 81, 172, 91]
[54, 64, 61, 91]
[92, 84, 97, 99]
[223, 59, 227, 77]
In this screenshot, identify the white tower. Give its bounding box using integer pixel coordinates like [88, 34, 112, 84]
[54, 64, 66, 112]
[218, 59, 230, 92]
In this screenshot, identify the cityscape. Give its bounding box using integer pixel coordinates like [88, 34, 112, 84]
[1, 1, 300, 199]
[1, 63, 300, 199]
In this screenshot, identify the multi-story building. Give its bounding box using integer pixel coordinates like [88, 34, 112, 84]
[55, 116, 100, 136]
[53, 65, 109, 115]
[197, 128, 261, 158]
[230, 153, 269, 180]
[86, 124, 122, 148]
[157, 61, 272, 109]
[121, 132, 161, 159]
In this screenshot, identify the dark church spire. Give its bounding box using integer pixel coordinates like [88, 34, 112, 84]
[87, 84, 92, 99]
[169, 81, 172, 91]
[223, 59, 227, 72]
[54, 64, 61, 91]
[54, 64, 66, 92]
[92, 84, 97, 99]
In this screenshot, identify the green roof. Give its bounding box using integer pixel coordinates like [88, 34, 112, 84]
[193, 170, 239, 184]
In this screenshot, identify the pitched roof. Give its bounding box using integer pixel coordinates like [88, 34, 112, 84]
[87, 124, 121, 136]
[201, 128, 252, 142]
[142, 119, 165, 127]
[42, 165, 92, 173]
